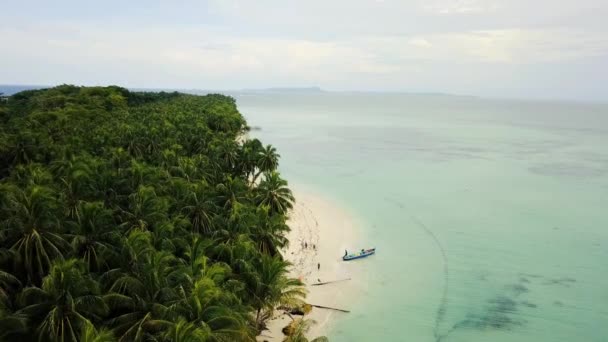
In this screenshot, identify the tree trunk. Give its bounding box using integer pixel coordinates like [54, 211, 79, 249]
[250, 170, 263, 186]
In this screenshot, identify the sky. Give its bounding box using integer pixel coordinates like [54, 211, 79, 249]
[1, 0, 607, 101]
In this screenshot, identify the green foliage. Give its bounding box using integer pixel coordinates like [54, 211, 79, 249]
[0, 86, 305, 341]
[283, 319, 329, 342]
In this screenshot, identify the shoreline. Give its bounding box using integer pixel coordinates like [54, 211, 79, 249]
[258, 186, 367, 341]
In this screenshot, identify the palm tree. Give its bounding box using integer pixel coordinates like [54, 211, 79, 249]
[80, 324, 116, 342]
[161, 318, 209, 342]
[120, 185, 168, 232]
[215, 141, 239, 171]
[248, 255, 306, 330]
[0, 270, 21, 309]
[251, 207, 289, 255]
[181, 183, 216, 235]
[106, 232, 180, 341]
[10, 163, 53, 187]
[0, 185, 69, 284]
[180, 236, 217, 281]
[170, 277, 254, 341]
[57, 156, 101, 219]
[239, 139, 263, 181]
[250, 144, 279, 186]
[16, 259, 108, 342]
[255, 172, 295, 215]
[67, 201, 120, 271]
[283, 318, 329, 342]
[0, 307, 28, 340]
[215, 177, 248, 212]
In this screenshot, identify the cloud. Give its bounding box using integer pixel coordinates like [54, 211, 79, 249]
[409, 38, 432, 48]
[422, 0, 500, 14]
[0, 0, 607, 101]
[1, 24, 607, 87]
[361, 29, 608, 64]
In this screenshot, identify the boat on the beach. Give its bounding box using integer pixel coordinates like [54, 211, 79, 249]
[343, 248, 376, 261]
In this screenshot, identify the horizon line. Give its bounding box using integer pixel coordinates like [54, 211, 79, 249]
[1, 83, 606, 105]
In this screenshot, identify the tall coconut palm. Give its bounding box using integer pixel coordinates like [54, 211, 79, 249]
[10, 163, 53, 187]
[106, 233, 180, 341]
[0, 309, 28, 340]
[0, 270, 21, 315]
[250, 144, 279, 186]
[209, 234, 257, 272]
[248, 255, 306, 330]
[170, 277, 254, 341]
[251, 207, 289, 255]
[67, 201, 120, 271]
[161, 318, 209, 342]
[0, 185, 69, 284]
[79, 323, 116, 342]
[180, 236, 218, 282]
[255, 172, 295, 215]
[16, 258, 108, 342]
[181, 183, 216, 235]
[283, 318, 329, 342]
[215, 177, 248, 212]
[214, 141, 239, 171]
[57, 156, 98, 220]
[239, 139, 263, 181]
[120, 186, 168, 232]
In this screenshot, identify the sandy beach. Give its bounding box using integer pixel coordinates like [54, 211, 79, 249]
[258, 186, 368, 341]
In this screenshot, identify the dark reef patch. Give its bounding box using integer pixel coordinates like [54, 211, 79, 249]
[529, 162, 606, 178]
[520, 300, 538, 308]
[507, 283, 529, 295]
[543, 277, 576, 287]
[452, 295, 525, 332]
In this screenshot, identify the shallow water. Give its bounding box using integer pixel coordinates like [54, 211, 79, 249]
[238, 92, 608, 342]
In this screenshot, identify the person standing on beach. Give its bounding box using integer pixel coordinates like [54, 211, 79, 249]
[305, 242, 308, 249]
[317, 262, 320, 270]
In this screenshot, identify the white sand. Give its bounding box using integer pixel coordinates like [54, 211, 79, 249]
[257, 187, 368, 341]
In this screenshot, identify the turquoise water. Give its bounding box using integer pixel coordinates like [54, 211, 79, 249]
[239, 93, 608, 342]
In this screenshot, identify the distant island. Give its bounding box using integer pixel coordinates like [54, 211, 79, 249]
[241, 86, 325, 93]
[1, 84, 479, 100]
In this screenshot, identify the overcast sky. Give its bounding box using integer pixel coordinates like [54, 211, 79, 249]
[1, 0, 607, 101]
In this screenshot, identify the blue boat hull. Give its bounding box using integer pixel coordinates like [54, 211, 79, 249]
[343, 248, 376, 261]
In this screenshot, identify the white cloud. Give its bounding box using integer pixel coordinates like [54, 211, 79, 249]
[422, 0, 497, 14]
[2, 24, 607, 72]
[409, 38, 432, 48]
[1, 24, 607, 87]
[360, 29, 608, 64]
[1, 0, 607, 100]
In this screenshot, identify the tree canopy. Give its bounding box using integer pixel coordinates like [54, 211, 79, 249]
[0, 85, 303, 341]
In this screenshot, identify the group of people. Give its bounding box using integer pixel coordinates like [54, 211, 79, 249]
[300, 240, 320, 271]
[301, 241, 316, 250]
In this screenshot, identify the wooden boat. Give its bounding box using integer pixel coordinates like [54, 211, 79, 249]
[343, 248, 376, 261]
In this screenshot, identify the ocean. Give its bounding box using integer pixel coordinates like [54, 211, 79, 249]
[236, 92, 608, 341]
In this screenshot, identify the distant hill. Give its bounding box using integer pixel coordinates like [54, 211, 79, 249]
[0, 84, 47, 95]
[1, 84, 473, 99]
[241, 86, 324, 93]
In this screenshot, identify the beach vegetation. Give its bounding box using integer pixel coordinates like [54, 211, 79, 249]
[0, 85, 304, 341]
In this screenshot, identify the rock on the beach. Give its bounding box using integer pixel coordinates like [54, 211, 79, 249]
[290, 303, 313, 316]
[282, 318, 302, 336]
